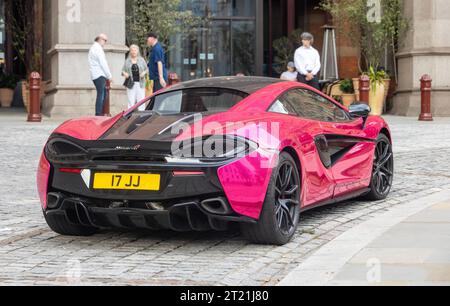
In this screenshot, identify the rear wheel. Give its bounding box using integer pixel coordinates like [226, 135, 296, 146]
[364, 134, 394, 201]
[43, 211, 98, 236]
[241, 152, 301, 245]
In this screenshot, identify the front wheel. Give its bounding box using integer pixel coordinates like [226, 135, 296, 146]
[364, 134, 394, 201]
[241, 152, 301, 245]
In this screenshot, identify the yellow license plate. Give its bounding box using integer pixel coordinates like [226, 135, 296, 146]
[93, 173, 161, 191]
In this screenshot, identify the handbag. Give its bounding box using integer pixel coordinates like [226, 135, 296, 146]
[123, 77, 134, 89]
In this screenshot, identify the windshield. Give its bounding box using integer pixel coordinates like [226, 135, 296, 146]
[147, 88, 248, 114]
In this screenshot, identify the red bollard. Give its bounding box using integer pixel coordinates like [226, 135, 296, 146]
[359, 75, 370, 105]
[419, 74, 433, 121]
[168, 73, 180, 86]
[27, 72, 42, 123]
[103, 80, 111, 117]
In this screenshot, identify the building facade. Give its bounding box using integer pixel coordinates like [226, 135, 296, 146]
[0, 0, 448, 117]
[392, 0, 450, 116]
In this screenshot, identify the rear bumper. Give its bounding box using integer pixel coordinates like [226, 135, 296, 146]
[50, 165, 224, 202]
[45, 192, 255, 232]
[37, 146, 279, 221]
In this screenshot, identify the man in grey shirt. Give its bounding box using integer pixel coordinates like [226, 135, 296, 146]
[88, 33, 113, 116]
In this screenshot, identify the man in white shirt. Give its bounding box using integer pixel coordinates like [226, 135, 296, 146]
[88, 33, 113, 116]
[294, 32, 321, 90]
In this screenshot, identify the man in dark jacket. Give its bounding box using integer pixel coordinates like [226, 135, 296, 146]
[147, 32, 168, 93]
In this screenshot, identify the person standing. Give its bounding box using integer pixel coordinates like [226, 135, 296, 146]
[122, 45, 148, 111]
[280, 62, 298, 81]
[88, 33, 113, 116]
[294, 32, 321, 90]
[147, 32, 168, 93]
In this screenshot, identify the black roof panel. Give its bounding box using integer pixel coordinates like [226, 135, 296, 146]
[161, 76, 285, 95]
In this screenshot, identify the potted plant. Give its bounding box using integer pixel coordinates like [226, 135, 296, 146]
[339, 79, 356, 108]
[0, 74, 19, 108]
[320, 0, 409, 103]
[367, 66, 386, 116]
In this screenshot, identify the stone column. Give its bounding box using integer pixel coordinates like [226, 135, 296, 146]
[393, 0, 450, 116]
[43, 0, 128, 118]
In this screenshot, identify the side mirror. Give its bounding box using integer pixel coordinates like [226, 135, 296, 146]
[349, 102, 371, 119]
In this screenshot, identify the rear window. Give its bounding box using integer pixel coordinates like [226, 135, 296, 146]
[147, 88, 248, 114]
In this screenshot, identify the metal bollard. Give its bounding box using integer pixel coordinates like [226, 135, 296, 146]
[27, 72, 42, 123]
[419, 74, 433, 121]
[103, 80, 111, 117]
[359, 75, 370, 105]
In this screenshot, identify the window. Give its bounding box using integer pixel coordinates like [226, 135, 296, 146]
[311, 91, 350, 122]
[268, 98, 296, 115]
[153, 91, 183, 113]
[149, 88, 248, 114]
[269, 89, 350, 122]
[181, 0, 256, 18]
[166, 0, 257, 80]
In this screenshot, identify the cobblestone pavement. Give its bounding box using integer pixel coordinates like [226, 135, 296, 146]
[1, 112, 450, 286]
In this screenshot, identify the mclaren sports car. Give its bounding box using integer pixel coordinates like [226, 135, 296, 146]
[37, 77, 394, 245]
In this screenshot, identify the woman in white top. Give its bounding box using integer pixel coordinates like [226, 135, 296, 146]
[280, 62, 298, 81]
[122, 45, 148, 111]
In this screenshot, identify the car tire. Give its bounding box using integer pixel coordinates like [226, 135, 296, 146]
[364, 133, 394, 201]
[241, 152, 301, 245]
[43, 211, 98, 236]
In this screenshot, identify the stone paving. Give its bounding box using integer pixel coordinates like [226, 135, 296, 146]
[329, 197, 450, 286]
[1, 111, 450, 286]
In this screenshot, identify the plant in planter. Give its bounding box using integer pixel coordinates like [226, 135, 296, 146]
[339, 79, 356, 108]
[0, 74, 19, 108]
[367, 66, 386, 116]
[319, 0, 409, 110]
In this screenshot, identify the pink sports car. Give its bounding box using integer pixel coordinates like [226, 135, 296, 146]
[37, 77, 394, 245]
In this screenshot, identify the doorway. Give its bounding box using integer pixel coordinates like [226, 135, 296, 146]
[172, 18, 256, 80]
[264, 0, 326, 77]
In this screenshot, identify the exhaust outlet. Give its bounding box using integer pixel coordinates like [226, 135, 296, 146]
[201, 197, 233, 216]
[47, 192, 65, 210]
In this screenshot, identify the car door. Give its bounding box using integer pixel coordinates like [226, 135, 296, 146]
[269, 90, 336, 207]
[296, 89, 376, 197]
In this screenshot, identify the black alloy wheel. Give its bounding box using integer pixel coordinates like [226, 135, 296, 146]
[275, 161, 300, 235]
[241, 152, 301, 245]
[365, 134, 394, 201]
